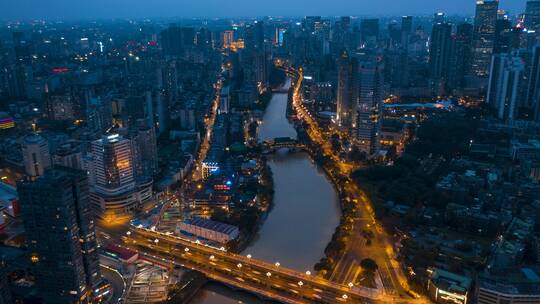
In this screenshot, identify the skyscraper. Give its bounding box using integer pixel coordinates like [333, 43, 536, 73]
[487, 54, 525, 121]
[17, 167, 101, 303]
[336, 50, 358, 134]
[356, 54, 384, 155]
[429, 22, 453, 94]
[471, 0, 499, 77]
[525, 0, 540, 35]
[527, 45, 540, 121]
[449, 23, 474, 90]
[21, 133, 51, 178]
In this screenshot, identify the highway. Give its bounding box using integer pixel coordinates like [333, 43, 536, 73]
[123, 227, 384, 304]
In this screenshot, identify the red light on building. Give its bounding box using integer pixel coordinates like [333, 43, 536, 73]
[52, 67, 69, 73]
[148, 41, 157, 45]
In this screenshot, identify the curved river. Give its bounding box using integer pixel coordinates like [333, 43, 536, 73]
[190, 80, 340, 304]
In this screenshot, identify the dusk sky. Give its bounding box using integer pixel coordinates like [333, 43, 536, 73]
[0, 0, 529, 20]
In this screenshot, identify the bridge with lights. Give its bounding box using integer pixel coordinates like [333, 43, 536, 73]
[124, 227, 384, 304]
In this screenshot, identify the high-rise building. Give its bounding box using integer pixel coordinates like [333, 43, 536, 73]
[86, 96, 113, 134]
[449, 23, 474, 89]
[360, 19, 380, 47]
[528, 45, 540, 121]
[335, 50, 358, 133]
[401, 16, 413, 46]
[471, 0, 499, 77]
[487, 53, 525, 121]
[53, 141, 83, 170]
[222, 30, 234, 48]
[91, 134, 136, 196]
[494, 18, 512, 54]
[89, 134, 152, 218]
[0, 259, 12, 304]
[17, 167, 101, 303]
[434, 12, 446, 24]
[429, 22, 453, 94]
[21, 133, 51, 178]
[356, 54, 384, 155]
[160, 26, 195, 56]
[401, 16, 413, 34]
[525, 0, 540, 35]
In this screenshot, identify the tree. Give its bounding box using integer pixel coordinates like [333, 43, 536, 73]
[360, 258, 378, 273]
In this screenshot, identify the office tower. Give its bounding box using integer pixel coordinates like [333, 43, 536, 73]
[494, 18, 512, 54]
[17, 167, 101, 303]
[528, 45, 540, 121]
[401, 16, 413, 46]
[487, 54, 525, 121]
[160, 26, 195, 56]
[471, 0, 499, 77]
[91, 134, 135, 196]
[402, 16, 413, 34]
[450, 23, 474, 89]
[434, 12, 446, 24]
[525, 0, 540, 34]
[429, 22, 453, 94]
[336, 50, 358, 133]
[356, 56, 384, 155]
[360, 19, 380, 47]
[22, 133, 51, 178]
[90, 134, 152, 217]
[86, 96, 113, 134]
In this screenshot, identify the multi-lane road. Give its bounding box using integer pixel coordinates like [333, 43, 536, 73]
[124, 227, 384, 304]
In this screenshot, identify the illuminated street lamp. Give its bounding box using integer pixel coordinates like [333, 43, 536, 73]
[348, 282, 354, 288]
[154, 239, 159, 244]
[126, 231, 131, 236]
[237, 263, 242, 269]
[266, 272, 272, 277]
[305, 271, 311, 276]
[209, 255, 215, 260]
[184, 247, 189, 252]
[274, 262, 280, 267]
[342, 294, 348, 300]
[247, 254, 252, 259]
[298, 281, 304, 287]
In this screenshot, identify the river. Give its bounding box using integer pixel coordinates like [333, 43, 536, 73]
[190, 80, 340, 304]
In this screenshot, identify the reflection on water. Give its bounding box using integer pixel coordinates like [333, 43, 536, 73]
[190, 80, 339, 304]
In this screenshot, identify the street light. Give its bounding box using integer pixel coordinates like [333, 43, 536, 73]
[348, 282, 354, 288]
[184, 247, 189, 252]
[266, 272, 272, 277]
[209, 255, 215, 260]
[305, 271, 311, 276]
[342, 294, 348, 300]
[237, 263, 242, 269]
[298, 281, 303, 287]
[154, 239, 159, 244]
[274, 262, 280, 267]
[247, 254, 252, 259]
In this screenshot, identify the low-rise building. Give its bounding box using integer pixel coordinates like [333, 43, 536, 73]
[177, 217, 239, 244]
[427, 267, 471, 304]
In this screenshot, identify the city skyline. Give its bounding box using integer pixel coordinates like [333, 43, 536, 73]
[0, 0, 530, 21]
